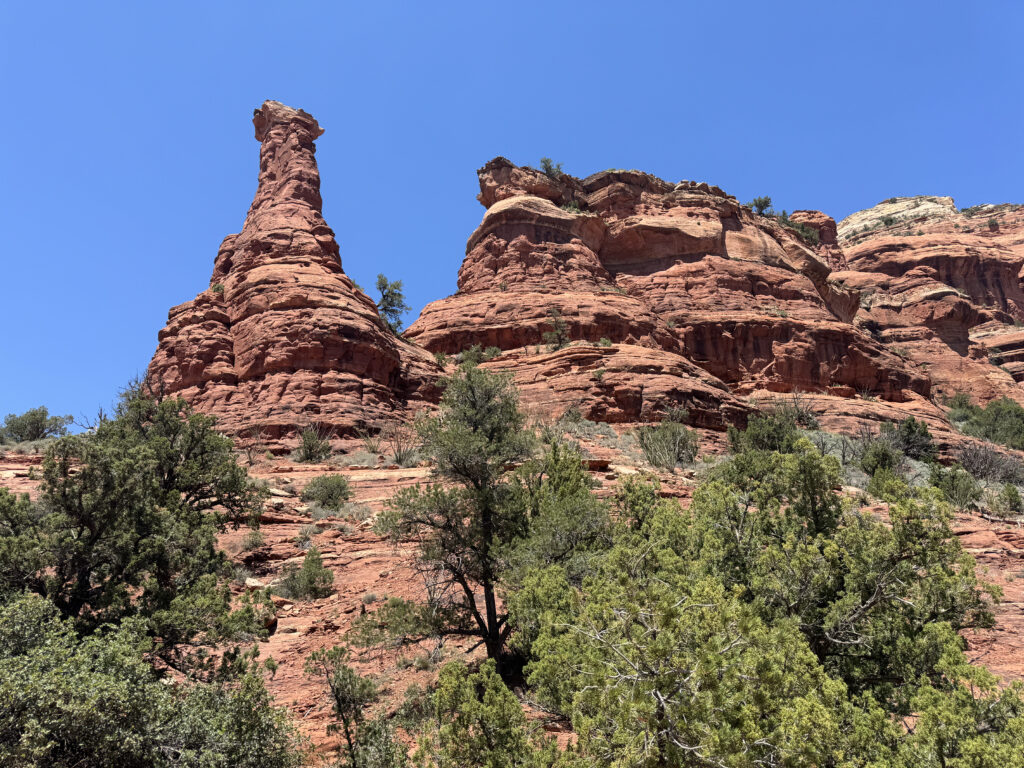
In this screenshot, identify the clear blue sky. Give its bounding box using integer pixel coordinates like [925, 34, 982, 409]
[2, 1, 1021, 421]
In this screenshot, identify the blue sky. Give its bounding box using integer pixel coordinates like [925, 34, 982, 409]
[1, 1, 1021, 421]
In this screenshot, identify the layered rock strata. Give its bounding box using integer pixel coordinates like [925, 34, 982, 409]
[148, 102, 439, 441]
[836, 198, 1024, 404]
[408, 159, 927, 426]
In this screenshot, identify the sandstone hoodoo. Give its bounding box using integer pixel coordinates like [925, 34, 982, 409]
[407, 158, 927, 426]
[148, 102, 439, 442]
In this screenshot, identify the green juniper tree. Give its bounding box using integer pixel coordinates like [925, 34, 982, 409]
[372, 364, 533, 660]
[0, 405, 71, 443]
[0, 384, 269, 670]
[376, 273, 411, 334]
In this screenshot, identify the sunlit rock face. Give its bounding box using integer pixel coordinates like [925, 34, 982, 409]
[148, 101, 439, 442]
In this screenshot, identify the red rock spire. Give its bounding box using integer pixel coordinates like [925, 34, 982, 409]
[148, 102, 438, 444]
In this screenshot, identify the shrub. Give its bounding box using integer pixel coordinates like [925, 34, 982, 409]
[211, 282, 225, 294]
[946, 392, 976, 423]
[637, 420, 698, 471]
[775, 392, 819, 429]
[860, 439, 904, 477]
[276, 546, 334, 600]
[482, 346, 502, 361]
[954, 396, 1024, 451]
[301, 474, 353, 511]
[420, 660, 555, 767]
[433, 350, 449, 367]
[789, 219, 820, 246]
[460, 344, 485, 366]
[561, 200, 582, 213]
[749, 196, 772, 215]
[383, 423, 418, 467]
[956, 442, 1024, 483]
[881, 416, 935, 460]
[1, 406, 71, 443]
[988, 218, 999, 232]
[990, 483, 1024, 518]
[295, 427, 331, 463]
[598, 337, 612, 347]
[930, 465, 982, 512]
[867, 467, 912, 503]
[539, 157, 563, 178]
[542, 308, 570, 351]
[356, 428, 382, 454]
[242, 530, 266, 551]
[0, 595, 301, 768]
[304, 646, 402, 767]
[729, 409, 800, 454]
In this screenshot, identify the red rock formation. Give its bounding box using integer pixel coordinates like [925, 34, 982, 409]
[836, 198, 1024, 405]
[790, 209, 847, 270]
[407, 159, 926, 425]
[148, 102, 439, 442]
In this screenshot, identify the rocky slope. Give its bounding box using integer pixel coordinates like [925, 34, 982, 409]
[148, 102, 439, 444]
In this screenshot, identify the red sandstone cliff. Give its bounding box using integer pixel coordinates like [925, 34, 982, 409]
[834, 197, 1024, 407]
[149, 110, 1024, 448]
[407, 159, 928, 427]
[148, 102, 439, 441]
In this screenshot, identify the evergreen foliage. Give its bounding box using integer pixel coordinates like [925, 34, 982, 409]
[542, 308, 570, 351]
[375, 273, 411, 334]
[0, 575, 299, 767]
[882, 415, 936, 460]
[276, 546, 334, 600]
[301, 474, 353, 510]
[635, 410, 698, 471]
[296, 427, 332, 463]
[372, 364, 533, 659]
[0, 406, 71, 443]
[949, 395, 1024, 450]
[749, 195, 772, 214]
[0, 387, 269, 667]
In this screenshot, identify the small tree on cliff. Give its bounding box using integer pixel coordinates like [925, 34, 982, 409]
[542, 308, 570, 351]
[375, 273, 411, 334]
[372, 364, 533, 660]
[749, 195, 772, 215]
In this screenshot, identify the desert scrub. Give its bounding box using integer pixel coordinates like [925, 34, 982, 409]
[241, 530, 265, 551]
[301, 474, 353, 511]
[337, 450, 380, 467]
[276, 546, 334, 600]
[295, 427, 332, 463]
[636, 410, 698, 471]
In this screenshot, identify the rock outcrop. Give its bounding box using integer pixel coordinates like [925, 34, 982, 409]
[407, 159, 927, 426]
[149, 113, 1024, 446]
[836, 198, 1024, 405]
[148, 102, 439, 442]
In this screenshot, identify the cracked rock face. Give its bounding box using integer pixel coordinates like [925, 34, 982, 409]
[148, 102, 439, 444]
